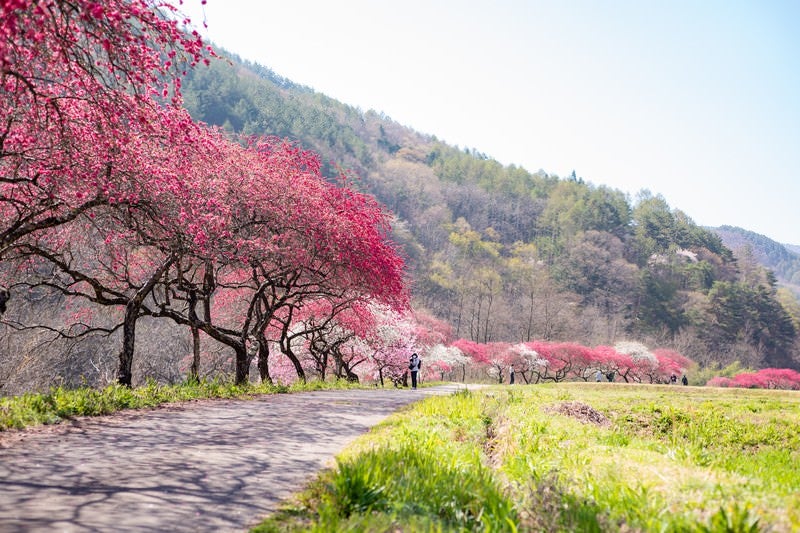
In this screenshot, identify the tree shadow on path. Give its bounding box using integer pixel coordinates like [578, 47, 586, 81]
[0, 385, 471, 532]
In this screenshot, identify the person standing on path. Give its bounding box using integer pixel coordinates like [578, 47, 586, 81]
[409, 353, 421, 389]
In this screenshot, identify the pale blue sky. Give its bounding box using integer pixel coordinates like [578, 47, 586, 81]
[182, 1, 800, 244]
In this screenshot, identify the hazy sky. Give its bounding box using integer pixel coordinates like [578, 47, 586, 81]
[181, 0, 800, 244]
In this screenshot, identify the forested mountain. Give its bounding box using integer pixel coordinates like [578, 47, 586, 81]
[711, 225, 800, 292]
[180, 49, 800, 371]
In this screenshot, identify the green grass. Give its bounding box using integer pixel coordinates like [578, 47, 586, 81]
[255, 383, 800, 532]
[254, 388, 518, 532]
[0, 378, 364, 431]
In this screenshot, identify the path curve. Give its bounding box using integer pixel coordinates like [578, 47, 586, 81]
[0, 384, 473, 532]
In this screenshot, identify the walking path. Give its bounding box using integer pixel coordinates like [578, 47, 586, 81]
[0, 384, 474, 532]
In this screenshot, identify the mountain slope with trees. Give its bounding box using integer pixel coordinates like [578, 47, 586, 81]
[180, 49, 800, 372]
[712, 225, 800, 291]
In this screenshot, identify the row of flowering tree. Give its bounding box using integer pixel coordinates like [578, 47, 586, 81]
[253, 306, 452, 387]
[0, 1, 409, 387]
[425, 339, 694, 385]
[707, 368, 800, 390]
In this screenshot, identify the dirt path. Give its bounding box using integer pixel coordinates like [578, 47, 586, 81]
[0, 384, 473, 532]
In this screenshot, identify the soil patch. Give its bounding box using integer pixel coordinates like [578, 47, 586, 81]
[544, 400, 611, 427]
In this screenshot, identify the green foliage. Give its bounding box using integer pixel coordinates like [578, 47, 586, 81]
[538, 181, 630, 241]
[635, 269, 687, 335]
[700, 281, 797, 367]
[316, 441, 514, 531]
[697, 504, 760, 533]
[499, 385, 797, 531]
[693, 362, 753, 386]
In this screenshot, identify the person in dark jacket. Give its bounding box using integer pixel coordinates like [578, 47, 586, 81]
[409, 353, 422, 389]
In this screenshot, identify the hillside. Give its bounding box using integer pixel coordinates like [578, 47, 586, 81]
[711, 225, 800, 292]
[180, 49, 800, 371]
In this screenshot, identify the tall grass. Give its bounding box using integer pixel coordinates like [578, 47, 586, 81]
[256, 384, 800, 532]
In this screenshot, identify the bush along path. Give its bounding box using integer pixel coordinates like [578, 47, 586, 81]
[0, 385, 469, 533]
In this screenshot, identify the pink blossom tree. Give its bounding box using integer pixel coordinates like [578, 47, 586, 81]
[412, 309, 453, 347]
[451, 338, 490, 380]
[651, 348, 693, 384]
[0, 0, 210, 255]
[7, 119, 249, 385]
[1, 1, 411, 388]
[426, 344, 468, 382]
[706, 376, 733, 387]
[613, 341, 657, 383]
[0, 0, 221, 383]
[590, 345, 630, 382]
[710, 368, 800, 390]
[557, 342, 597, 381]
[507, 343, 541, 384]
[525, 341, 574, 382]
[361, 307, 417, 386]
[141, 138, 408, 385]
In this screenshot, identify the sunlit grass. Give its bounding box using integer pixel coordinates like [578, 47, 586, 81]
[257, 383, 800, 532]
[498, 383, 799, 531]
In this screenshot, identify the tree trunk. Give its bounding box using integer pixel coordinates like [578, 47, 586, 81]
[189, 324, 200, 383]
[524, 288, 535, 342]
[234, 343, 249, 385]
[0, 287, 9, 316]
[188, 289, 200, 383]
[283, 347, 306, 382]
[257, 335, 273, 384]
[117, 303, 137, 387]
[117, 255, 175, 387]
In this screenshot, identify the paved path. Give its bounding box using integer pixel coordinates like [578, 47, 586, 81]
[0, 384, 473, 532]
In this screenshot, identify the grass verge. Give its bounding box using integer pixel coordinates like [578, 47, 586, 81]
[0, 378, 364, 432]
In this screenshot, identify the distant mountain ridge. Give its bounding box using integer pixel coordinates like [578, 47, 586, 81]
[711, 225, 800, 291]
[786, 243, 800, 256]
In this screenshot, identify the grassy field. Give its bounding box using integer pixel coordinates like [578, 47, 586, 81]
[255, 383, 800, 532]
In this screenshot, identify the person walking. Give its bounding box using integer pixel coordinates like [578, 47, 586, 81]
[509, 365, 515, 385]
[409, 353, 422, 389]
